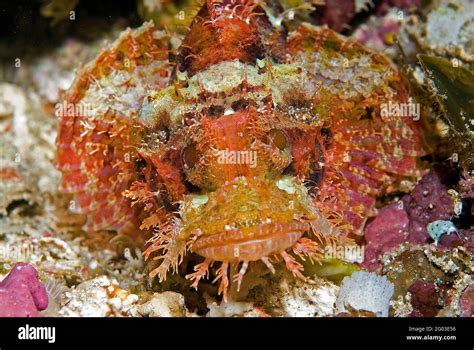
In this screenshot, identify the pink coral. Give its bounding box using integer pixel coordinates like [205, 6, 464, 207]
[353, 18, 401, 51]
[0, 263, 48, 317]
[362, 202, 410, 271]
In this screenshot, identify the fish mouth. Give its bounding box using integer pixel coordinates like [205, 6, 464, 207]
[191, 220, 309, 262]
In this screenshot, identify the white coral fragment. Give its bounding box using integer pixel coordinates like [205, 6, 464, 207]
[336, 271, 394, 317]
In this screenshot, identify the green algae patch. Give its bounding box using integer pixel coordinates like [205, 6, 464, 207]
[302, 258, 361, 285]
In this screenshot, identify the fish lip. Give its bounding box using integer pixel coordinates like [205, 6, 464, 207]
[190, 220, 309, 262]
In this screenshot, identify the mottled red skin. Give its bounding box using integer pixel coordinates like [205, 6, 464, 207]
[56, 0, 427, 297]
[0, 263, 48, 317]
[177, 0, 287, 76]
[56, 23, 173, 237]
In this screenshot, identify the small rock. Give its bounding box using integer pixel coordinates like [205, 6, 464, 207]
[129, 292, 187, 317]
[278, 277, 338, 317]
[207, 298, 254, 317]
[250, 270, 338, 317]
[408, 280, 441, 317]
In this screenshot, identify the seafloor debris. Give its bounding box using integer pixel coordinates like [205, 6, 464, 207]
[0, 83, 38, 215]
[58, 276, 139, 317]
[27, 40, 98, 106]
[0, 80, 60, 208]
[335, 271, 394, 317]
[0, 263, 48, 317]
[246, 270, 339, 317]
[382, 244, 473, 317]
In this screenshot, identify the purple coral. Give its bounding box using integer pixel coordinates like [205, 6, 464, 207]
[402, 169, 456, 243]
[0, 263, 48, 317]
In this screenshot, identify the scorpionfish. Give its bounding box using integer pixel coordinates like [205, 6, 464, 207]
[56, 0, 426, 300]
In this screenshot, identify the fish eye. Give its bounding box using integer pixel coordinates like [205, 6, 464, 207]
[182, 143, 199, 168]
[268, 129, 287, 150]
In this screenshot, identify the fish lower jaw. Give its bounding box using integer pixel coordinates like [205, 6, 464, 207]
[191, 221, 308, 262]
